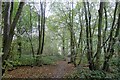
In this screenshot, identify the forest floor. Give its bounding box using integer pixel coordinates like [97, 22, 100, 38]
[3, 60, 76, 78]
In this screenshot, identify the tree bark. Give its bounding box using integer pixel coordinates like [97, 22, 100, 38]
[95, 2, 104, 70]
[0, 1, 2, 79]
[29, 6, 35, 57]
[37, 13, 41, 55]
[103, 4, 108, 54]
[40, 2, 46, 55]
[2, 2, 24, 76]
[83, 2, 94, 70]
[37, 2, 46, 55]
[62, 30, 65, 56]
[2, 2, 24, 64]
[102, 2, 118, 71]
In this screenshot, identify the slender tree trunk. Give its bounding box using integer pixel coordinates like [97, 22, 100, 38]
[62, 30, 65, 56]
[40, 2, 45, 55]
[0, 1, 2, 79]
[102, 2, 118, 71]
[117, 13, 120, 57]
[87, 2, 93, 61]
[95, 2, 104, 70]
[37, 13, 41, 55]
[68, 2, 75, 63]
[29, 6, 35, 57]
[114, 14, 119, 39]
[70, 28, 74, 63]
[77, 10, 83, 65]
[70, 1, 77, 66]
[83, 2, 94, 70]
[103, 5, 108, 54]
[37, 2, 46, 55]
[37, 2, 42, 55]
[36, 2, 46, 66]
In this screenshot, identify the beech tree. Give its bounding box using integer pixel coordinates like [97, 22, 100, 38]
[95, 1, 104, 70]
[102, 2, 119, 71]
[37, 2, 46, 55]
[2, 1, 24, 65]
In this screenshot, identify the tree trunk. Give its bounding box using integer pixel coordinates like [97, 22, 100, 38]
[102, 2, 118, 71]
[0, 1, 1, 24]
[0, 1, 2, 79]
[83, 2, 94, 70]
[2, 2, 11, 62]
[103, 5, 108, 54]
[37, 2, 46, 55]
[95, 2, 104, 70]
[2, 1, 24, 66]
[29, 6, 35, 57]
[67, 2, 75, 64]
[87, 2, 93, 62]
[62, 30, 65, 56]
[77, 8, 83, 65]
[37, 13, 41, 55]
[40, 3, 45, 55]
[36, 2, 46, 66]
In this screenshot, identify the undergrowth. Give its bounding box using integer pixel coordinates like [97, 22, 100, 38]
[4, 54, 65, 70]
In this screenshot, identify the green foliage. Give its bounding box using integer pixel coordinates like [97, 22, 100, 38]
[4, 60, 21, 70]
[41, 56, 56, 65]
[36, 54, 65, 65]
[12, 2, 19, 20]
[2, 2, 119, 78]
[66, 67, 90, 78]
[14, 55, 35, 66]
[115, 57, 120, 79]
[111, 57, 118, 67]
[111, 57, 120, 79]
[88, 70, 106, 79]
[6, 54, 65, 68]
[4, 60, 13, 68]
[67, 67, 108, 79]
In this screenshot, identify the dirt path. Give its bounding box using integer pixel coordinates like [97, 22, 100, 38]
[3, 60, 75, 78]
[52, 61, 73, 78]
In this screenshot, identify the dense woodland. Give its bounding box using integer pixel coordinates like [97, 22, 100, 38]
[0, 0, 120, 79]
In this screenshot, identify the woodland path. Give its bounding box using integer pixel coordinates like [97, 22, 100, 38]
[3, 60, 75, 78]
